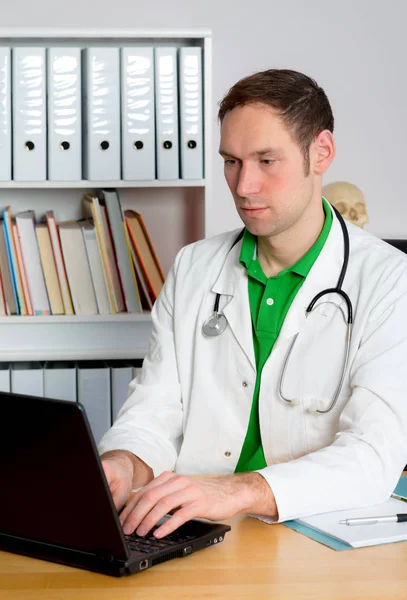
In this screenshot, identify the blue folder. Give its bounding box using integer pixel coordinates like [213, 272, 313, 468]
[283, 475, 407, 550]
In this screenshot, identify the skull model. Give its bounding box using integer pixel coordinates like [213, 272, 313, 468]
[322, 182, 368, 228]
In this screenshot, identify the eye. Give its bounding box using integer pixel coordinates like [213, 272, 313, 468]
[261, 159, 275, 166]
[224, 159, 238, 166]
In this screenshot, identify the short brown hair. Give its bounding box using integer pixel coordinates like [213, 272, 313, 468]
[218, 69, 334, 175]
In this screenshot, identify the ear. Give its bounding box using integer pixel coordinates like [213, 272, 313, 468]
[311, 130, 335, 175]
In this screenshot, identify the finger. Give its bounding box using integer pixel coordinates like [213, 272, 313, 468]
[154, 504, 199, 538]
[120, 471, 175, 524]
[122, 475, 193, 535]
[120, 471, 177, 529]
[102, 461, 130, 511]
[131, 485, 200, 537]
[107, 479, 129, 512]
[112, 489, 127, 512]
[119, 489, 143, 525]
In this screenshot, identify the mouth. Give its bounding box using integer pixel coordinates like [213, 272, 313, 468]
[240, 207, 268, 217]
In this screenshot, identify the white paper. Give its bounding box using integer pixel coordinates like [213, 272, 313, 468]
[298, 497, 407, 548]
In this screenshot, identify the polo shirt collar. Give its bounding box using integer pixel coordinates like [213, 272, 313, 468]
[238, 197, 332, 279]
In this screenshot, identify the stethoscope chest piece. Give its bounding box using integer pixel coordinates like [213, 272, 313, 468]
[202, 313, 228, 337]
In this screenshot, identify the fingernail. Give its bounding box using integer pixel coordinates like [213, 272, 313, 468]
[123, 523, 133, 535]
[137, 525, 147, 536]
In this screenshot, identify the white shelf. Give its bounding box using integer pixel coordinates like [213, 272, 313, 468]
[0, 28, 212, 40]
[0, 313, 153, 361]
[3, 348, 148, 362]
[0, 313, 152, 324]
[0, 27, 212, 363]
[0, 180, 206, 189]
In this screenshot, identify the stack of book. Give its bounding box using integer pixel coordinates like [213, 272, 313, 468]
[0, 189, 165, 316]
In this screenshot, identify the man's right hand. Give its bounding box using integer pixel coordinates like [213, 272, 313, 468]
[101, 450, 154, 512]
[102, 451, 134, 511]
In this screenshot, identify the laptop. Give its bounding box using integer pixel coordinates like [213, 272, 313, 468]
[383, 239, 407, 255]
[0, 391, 231, 577]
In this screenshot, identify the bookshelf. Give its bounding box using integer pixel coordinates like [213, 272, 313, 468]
[0, 28, 212, 361]
[0, 180, 206, 189]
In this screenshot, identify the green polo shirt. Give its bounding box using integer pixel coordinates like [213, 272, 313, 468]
[234, 198, 332, 473]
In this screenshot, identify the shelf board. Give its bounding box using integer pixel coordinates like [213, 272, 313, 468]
[0, 28, 212, 40]
[0, 313, 153, 361]
[2, 348, 148, 361]
[0, 180, 205, 189]
[0, 313, 152, 324]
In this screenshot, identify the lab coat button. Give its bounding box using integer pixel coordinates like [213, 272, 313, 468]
[224, 451, 231, 457]
[266, 298, 274, 306]
[242, 381, 248, 387]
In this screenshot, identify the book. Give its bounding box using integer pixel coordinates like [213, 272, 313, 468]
[128, 242, 153, 311]
[58, 221, 98, 315]
[11, 362, 43, 396]
[15, 210, 50, 315]
[0, 272, 7, 316]
[12, 222, 34, 315]
[99, 204, 126, 313]
[80, 220, 110, 315]
[45, 211, 74, 315]
[36, 223, 64, 315]
[77, 360, 111, 445]
[82, 193, 124, 314]
[100, 189, 142, 313]
[2, 207, 26, 314]
[0, 363, 10, 390]
[124, 210, 165, 300]
[43, 361, 76, 402]
[0, 224, 17, 314]
[109, 360, 133, 422]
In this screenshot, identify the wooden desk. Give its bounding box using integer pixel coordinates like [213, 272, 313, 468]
[1, 514, 407, 600]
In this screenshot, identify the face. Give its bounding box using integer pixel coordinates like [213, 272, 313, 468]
[219, 103, 333, 239]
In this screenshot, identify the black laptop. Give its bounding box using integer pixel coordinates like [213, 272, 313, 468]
[0, 391, 231, 577]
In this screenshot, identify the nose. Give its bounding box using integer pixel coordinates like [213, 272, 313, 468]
[236, 163, 261, 198]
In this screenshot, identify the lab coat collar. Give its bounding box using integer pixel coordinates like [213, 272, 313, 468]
[276, 207, 345, 345]
[211, 206, 346, 364]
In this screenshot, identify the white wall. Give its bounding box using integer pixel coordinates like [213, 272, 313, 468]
[3, 0, 407, 238]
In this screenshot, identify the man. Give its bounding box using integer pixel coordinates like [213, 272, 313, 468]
[99, 69, 407, 540]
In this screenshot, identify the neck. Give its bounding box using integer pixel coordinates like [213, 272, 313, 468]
[257, 198, 325, 277]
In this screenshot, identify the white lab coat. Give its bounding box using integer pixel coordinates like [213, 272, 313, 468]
[99, 209, 407, 522]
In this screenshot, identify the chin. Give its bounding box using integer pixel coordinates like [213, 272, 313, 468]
[244, 223, 277, 238]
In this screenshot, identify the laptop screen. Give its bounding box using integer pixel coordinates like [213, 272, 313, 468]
[0, 392, 129, 560]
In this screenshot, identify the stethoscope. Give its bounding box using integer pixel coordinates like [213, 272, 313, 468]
[202, 206, 353, 414]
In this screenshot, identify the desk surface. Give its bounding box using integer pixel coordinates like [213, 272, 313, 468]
[1, 514, 407, 600]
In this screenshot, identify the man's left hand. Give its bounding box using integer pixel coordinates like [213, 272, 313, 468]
[119, 470, 277, 538]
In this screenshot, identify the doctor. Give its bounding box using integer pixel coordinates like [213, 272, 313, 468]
[99, 69, 407, 539]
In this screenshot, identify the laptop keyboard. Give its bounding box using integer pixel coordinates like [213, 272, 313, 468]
[126, 527, 197, 554]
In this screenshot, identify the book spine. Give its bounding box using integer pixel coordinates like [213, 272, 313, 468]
[3, 210, 26, 314]
[12, 223, 34, 315]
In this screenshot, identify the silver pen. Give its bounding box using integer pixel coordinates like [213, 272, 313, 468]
[340, 513, 407, 526]
[391, 493, 407, 504]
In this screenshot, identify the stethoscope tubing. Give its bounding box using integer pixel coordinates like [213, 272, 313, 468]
[202, 206, 353, 414]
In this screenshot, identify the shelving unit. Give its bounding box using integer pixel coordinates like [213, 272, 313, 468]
[0, 180, 206, 189]
[0, 314, 153, 361]
[0, 28, 212, 362]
